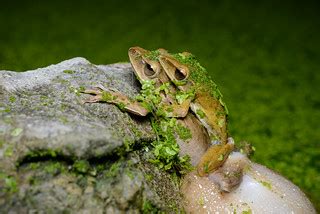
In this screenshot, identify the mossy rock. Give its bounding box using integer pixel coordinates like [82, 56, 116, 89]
[0, 58, 182, 212]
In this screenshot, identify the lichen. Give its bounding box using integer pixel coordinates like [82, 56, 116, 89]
[11, 128, 23, 137]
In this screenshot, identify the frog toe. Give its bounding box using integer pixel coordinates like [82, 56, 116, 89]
[82, 94, 103, 103]
[208, 152, 248, 192]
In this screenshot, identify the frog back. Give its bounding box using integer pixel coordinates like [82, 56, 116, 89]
[192, 91, 228, 144]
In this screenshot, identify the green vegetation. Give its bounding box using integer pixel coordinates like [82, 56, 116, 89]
[260, 180, 272, 190]
[0, 172, 18, 193]
[104, 161, 121, 178]
[10, 128, 23, 137]
[137, 80, 193, 174]
[142, 199, 160, 213]
[0, 0, 319, 210]
[63, 69, 75, 74]
[4, 145, 14, 157]
[9, 96, 16, 103]
[73, 160, 90, 174]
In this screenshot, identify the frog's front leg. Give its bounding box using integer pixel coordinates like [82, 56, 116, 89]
[83, 86, 150, 116]
[197, 137, 234, 177]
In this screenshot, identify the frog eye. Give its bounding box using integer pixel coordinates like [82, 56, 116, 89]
[175, 68, 186, 80]
[144, 63, 156, 76]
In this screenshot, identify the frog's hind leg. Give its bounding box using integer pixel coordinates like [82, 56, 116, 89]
[197, 138, 234, 176]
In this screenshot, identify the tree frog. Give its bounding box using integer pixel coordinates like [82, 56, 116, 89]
[83, 46, 210, 167]
[159, 52, 234, 176]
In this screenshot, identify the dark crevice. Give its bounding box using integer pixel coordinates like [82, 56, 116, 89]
[16, 139, 153, 170]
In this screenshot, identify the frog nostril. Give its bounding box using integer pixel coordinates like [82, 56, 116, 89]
[144, 63, 156, 76]
[175, 68, 186, 80]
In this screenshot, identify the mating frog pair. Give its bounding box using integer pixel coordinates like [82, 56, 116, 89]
[84, 47, 234, 176]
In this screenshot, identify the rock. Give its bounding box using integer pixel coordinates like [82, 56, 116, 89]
[0, 58, 182, 212]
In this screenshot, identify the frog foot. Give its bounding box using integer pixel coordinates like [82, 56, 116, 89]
[208, 151, 248, 192]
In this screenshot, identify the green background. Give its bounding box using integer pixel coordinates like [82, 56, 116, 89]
[1, 0, 319, 211]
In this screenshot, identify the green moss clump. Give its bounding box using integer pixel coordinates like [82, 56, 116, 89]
[196, 109, 206, 119]
[73, 160, 90, 174]
[135, 80, 193, 174]
[260, 180, 272, 190]
[104, 162, 121, 178]
[63, 70, 75, 74]
[176, 123, 192, 141]
[144, 50, 161, 61]
[44, 162, 66, 175]
[0, 173, 18, 193]
[142, 200, 160, 213]
[101, 91, 116, 102]
[10, 128, 23, 137]
[9, 96, 16, 103]
[4, 145, 14, 157]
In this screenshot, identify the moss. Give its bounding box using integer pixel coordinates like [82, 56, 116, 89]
[59, 116, 69, 124]
[145, 173, 153, 182]
[4, 145, 14, 157]
[63, 69, 75, 74]
[144, 50, 161, 61]
[198, 195, 205, 206]
[116, 102, 126, 111]
[0, 173, 18, 193]
[176, 123, 192, 141]
[9, 95, 16, 103]
[44, 162, 67, 175]
[260, 180, 272, 190]
[196, 109, 206, 119]
[142, 200, 161, 213]
[28, 162, 41, 170]
[23, 149, 61, 160]
[217, 154, 224, 161]
[11, 128, 23, 137]
[104, 161, 121, 178]
[124, 138, 135, 152]
[175, 89, 195, 104]
[73, 160, 90, 174]
[125, 168, 134, 180]
[101, 91, 116, 102]
[57, 79, 69, 85]
[0, 107, 11, 113]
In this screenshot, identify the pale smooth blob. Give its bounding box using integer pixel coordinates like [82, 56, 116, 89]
[181, 152, 316, 214]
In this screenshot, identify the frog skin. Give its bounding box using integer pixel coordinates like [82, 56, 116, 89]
[83, 46, 210, 166]
[159, 52, 234, 176]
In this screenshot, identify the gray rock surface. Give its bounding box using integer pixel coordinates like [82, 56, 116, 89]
[0, 58, 182, 213]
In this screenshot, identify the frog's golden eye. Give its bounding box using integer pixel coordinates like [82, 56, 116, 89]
[144, 63, 156, 76]
[175, 68, 186, 80]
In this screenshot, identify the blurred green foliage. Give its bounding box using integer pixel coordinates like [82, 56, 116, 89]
[0, 0, 319, 211]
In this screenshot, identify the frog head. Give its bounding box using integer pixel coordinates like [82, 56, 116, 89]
[158, 53, 194, 92]
[128, 47, 170, 85]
